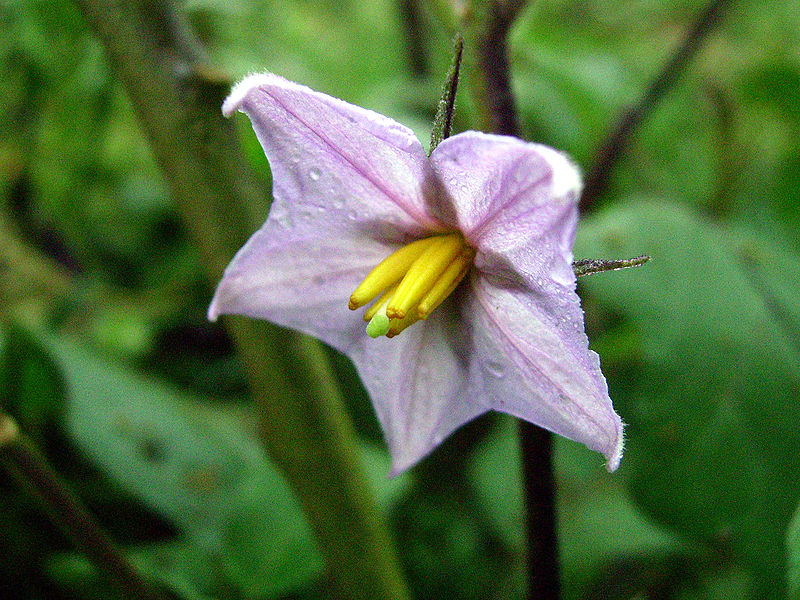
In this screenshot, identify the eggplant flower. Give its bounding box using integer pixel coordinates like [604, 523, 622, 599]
[209, 74, 623, 475]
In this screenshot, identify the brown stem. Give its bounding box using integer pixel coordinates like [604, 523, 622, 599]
[0, 415, 165, 600]
[581, 0, 733, 212]
[473, 0, 529, 135]
[519, 420, 559, 600]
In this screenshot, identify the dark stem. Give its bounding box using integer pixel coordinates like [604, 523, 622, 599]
[469, 2, 560, 597]
[398, 0, 429, 77]
[0, 415, 165, 600]
[519, 421, 559, 600]
[581, 0, 733, 212]
[474, 1, 528, 135]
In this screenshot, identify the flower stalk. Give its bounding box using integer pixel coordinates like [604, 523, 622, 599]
[0, 414, 166, 600]
[462, 3, 561, 598]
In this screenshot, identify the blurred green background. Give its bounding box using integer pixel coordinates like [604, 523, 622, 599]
[1, 0, 799, 598]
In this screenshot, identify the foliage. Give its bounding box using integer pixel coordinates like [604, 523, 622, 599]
[1, 0, 799, 598]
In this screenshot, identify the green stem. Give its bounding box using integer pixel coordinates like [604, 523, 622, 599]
[71, 2, 410, 599]
[0, 414, 165, 600]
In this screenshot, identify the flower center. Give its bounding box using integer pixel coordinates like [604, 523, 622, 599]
[349, 233, 475, 338]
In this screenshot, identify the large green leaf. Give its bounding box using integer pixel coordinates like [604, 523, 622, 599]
[45, 336, 319, 597]
[575, 200, 800, 597]
[41, 334, 408, 599]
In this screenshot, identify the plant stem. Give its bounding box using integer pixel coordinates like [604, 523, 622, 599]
[464, 2, 560, 598]
[71, 2, 410, 599]
[0, 414, 165, 600]
[519, 421, 559, 600]
[469, 0, 529, 135]
[581, 0, 733, 212]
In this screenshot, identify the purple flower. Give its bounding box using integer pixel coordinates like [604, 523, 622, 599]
[209, 74, 623, 475]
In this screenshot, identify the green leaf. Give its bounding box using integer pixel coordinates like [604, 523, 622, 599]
[788, 503, 800, 600]
[575, 200, 800, 596]
[0, 324, 66, 442]
[43, 335, 320, 598]
[37, 333, 408, 599]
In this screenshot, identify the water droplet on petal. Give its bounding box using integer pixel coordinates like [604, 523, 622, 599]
[308, 167, 321, 181]
[484, 360, 505, 378]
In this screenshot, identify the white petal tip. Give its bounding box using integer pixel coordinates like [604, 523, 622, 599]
[222, 72, 289, 117]
[533, 144, 583, 200]
[605, 426, 625, 472]
[207, 296, 222, 322]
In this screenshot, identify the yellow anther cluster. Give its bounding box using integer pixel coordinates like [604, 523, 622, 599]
[349, 233, 475, 338]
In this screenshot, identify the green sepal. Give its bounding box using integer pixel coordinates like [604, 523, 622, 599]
[429, 33, 464, 155]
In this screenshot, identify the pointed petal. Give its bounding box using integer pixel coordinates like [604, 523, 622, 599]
[349, 306, 487, 475]
[465, 274, 623, 471]
[224, 73, 441, 235]
[209, 227, 402, 352]
[210, 74, 449, 348]
[431, 131, 581, 288]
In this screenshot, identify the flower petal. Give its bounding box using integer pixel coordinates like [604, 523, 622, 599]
[208, 228, 400, 353]
[464, 274, 623, 471]
[224, 73, 442, 235]
[349, 305, 487, 475]
[431, 131, 581, 289]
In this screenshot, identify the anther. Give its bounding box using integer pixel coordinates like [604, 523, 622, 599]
[349, 237, 440, 310]
[386, 234, 464, 319]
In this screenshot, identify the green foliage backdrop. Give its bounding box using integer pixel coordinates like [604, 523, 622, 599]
[1, 0, 799, 598]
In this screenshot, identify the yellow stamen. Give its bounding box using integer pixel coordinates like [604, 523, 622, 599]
[416, 248, 475, 319]
[349, 231, 475, 338]
[349, 237, 439, 310]
[386, 311, 421, 338]
[386, 233, 464, 319]
[363, 282, 399, 322]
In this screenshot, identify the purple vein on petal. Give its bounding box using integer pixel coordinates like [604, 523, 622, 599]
[469, 278, 618, 454]
[257, 88, 438, 229]
[465, 156, 551, 242]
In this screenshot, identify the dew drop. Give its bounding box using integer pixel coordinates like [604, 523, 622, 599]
[308, 167, 321, 181]
[274, 210, 294, 229]
[484, 360, 505, 378]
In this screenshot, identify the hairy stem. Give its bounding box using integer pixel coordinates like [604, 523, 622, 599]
[581, 0, 733, 211]
[71, 2, 409, 599]
[0, 414, 165, 600]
